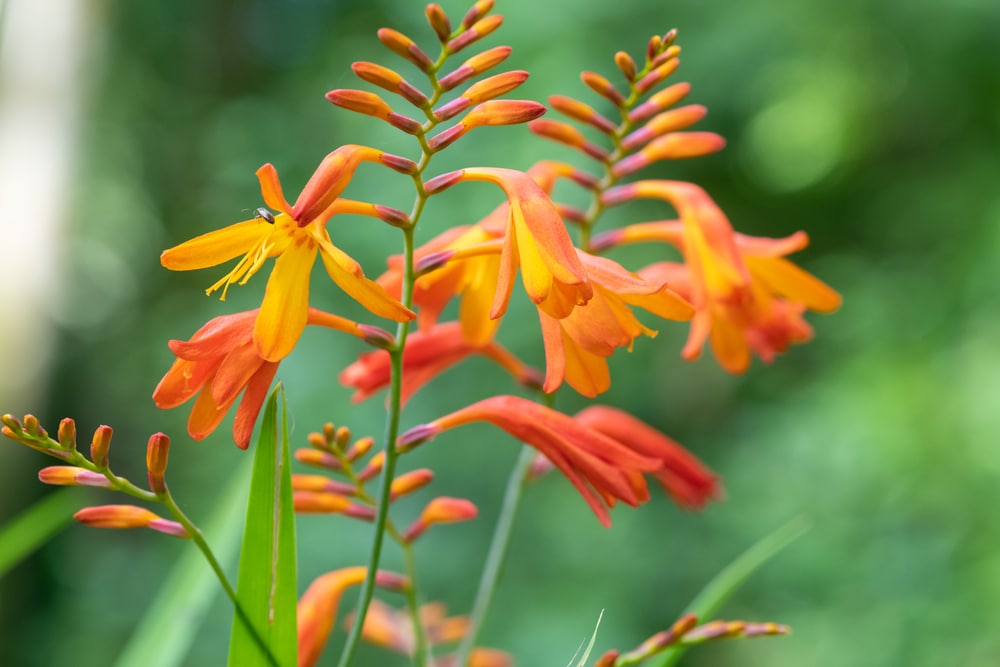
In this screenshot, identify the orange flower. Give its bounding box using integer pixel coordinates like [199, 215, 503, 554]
[160, 145, 415, 361]
[340, 322, 541, 405]
[401, 395, 682, 527]
[538, 250, 693, 397]
[597, 180, 841, 372]
[153, 308, 372, 448]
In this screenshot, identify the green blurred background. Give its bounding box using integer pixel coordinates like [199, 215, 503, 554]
[2, 0, 999, 665]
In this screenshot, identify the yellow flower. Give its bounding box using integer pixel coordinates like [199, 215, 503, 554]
[160, 145, 415, 361]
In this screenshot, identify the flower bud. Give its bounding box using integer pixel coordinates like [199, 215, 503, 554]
[352, 61, 429, 107]
[425, 4, 452, 42]
[379, 152, 419, 175]
[403, 496, 478, 542]
[373, 204, 411, 228]
[377, 28, 433, 72]
[358, 451, 385, 481]
[438, 46, 511, 91]
[627, 82, 691, 123]
[635, 57, 680, 95]
[39, 466, 112, 488]
[615, 50, 637, 81]
[326, 89, 393, 119]
[548, 95, 617, 134]
[461, 0, 495, 29]
[580, 71, 625, 107]
[621, 105, 707, 151]
[57, 418, 77, 451]
[396, 423, 441, 452]
[612, 132, 725, 177]
[592, 650, 619, 667]
[529, 119, 609, 161]
[447, 15, 503, 53]
[292, 474, 357, 496]
[293, 491, 353, 514]
[347, 436, 374, 461]
[74, 504, 188, 538]
[374, 570, 411, 593]
[146, 432, 170, 495]
[295, 448, 344, 471]
[427, 124, 467, 152]
[390, 468, 434, 500]
[463, 100, 546, 128]
[23, 414, 43, 437]
[90, 425, 113, 468]
[424, 170, 464, 194]
[359, 324, 397, 350]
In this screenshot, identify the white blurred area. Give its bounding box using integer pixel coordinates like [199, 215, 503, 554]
[0, 0, 97, 415]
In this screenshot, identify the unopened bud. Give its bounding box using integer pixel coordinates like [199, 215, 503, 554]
[309, 432, 328, 450]
[374, 570, 411, 593]
[635, 57, 681, 96]
[359, 324, 397, 350]
[23, 414, 42, 437]
[343, 504, 377, 521]
[352, 61, 429, 107]
[373, 204, 411, 228]
[593, 650, 619, 667]
[74, 504, 187, 538]
[683, 620, 743, 643]
[463, 100, 546, 128]
[526, 453, 554, 481]
[424, 170, 464, 194]
[396, 423, 441, 452]
[347, 436, 374, 461]
[447, 15, 503, 53]
[57, 418, 77, 451]
[462, 69, 527, 104]
[651, 44, 681, 69]
[403, 496, 478, 542]
[292, 474, 357, 496]
[379, 152, 419, 175]
[427, 124, 467, 152]
[612, 132, 725, 177]
[627, 82, 691, 123]
[580, 71, 625, 107]
[425, 4, 452, 42]
[358, 451, 385, 481]
[556, 204, 586, 224]
[647, 34, 663, 63]
[388, 113, 423, 135]
[39, 466, 112, 488]
[416, 249, 457, 274]
[548, 95, 617, 134]
[293, 491, 353, 514]
[615, 50, 637, 81]
[377, 28, 434, 72]
[1, 414, 23, 437]
[621, 105, 707, 151]
[461, 0, 494, 29]
[295, 448, 344, 471]
[326, 89, 393, 119]
[529, 119, 609, 161]
[741, 622, 790, 637]
[390, 469, 434, 500]
[146, 433, 170, 495]
[90, 425, 113, 468]
[438, 46, 511, 91]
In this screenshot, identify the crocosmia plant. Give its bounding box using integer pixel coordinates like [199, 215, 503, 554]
[2, 2, 839, 666]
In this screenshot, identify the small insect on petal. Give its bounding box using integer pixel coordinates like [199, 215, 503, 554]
[254, 207, 276, 224]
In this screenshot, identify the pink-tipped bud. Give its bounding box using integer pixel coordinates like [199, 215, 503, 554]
[293, 491, 353, 514]
[461, 0, 495, 29]
[90, 425, 112, 468]
[683, 620, 744, 643]
[1, 414, 23, 439]
[377, 28, 434, 72]
[438, 46, 512, 91]
[416, 249, 457, 274]
[39, 466, 112, 488]
[612, 132, 725, 177]
[146, 432, 170, 495]
[57, 418, 77, 450]
[334, 426, 352, 450]
[347, 437, 374, 461]
[358, 451, 385, 482]
[396, 423, 441, 452]
[424, 170, 464, 194]
[427, 124, 468, 152]
[370, 203, 410, 229]
[292, 474, 358, 496]
[462, 69, 527, 104]
[75, 504, 187, 537]
[548, 95, 617, 134]
[742, 622, 790, 637]
[359, 325, 396, 350]
[593, 650, 620, 667]
[390, 468, 434, 500]
[529, 119, 609, 161]
[352, 61, 429, 107]
[403, 497, 478, 542]
[326, 89, 394, 120]
[374, 570, 411, 593]
[379, 152, 419, 175]
[463, 99, 546, 128]
[621, 105, 707, 151]
[635, 57, 681, 95]
[434, 98, 473, 122]
[309, 432, 328, 450]
[627, 82, 691, 123]
[651, 44, 681, 69]
[23, 414, 42, 437]
[425, 4, 452, 42]
[599, 183, 641, 207]
[147, 519, 190, 538]
[447, 14, 503, 53]
[580, 71, 626, 107]
[295, 448, 344, 471]
[388, 112, 424, 135]
[526, 453, 554, 481]
[556, 204, 586, 224]
[343, 504, 377, 521]
[615, 50, 637, 81]
[647, 34, 663, 63]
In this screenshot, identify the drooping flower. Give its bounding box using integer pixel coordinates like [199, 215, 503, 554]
[340, 322, 541, 405]
[398, 395, 718, 526]
[538, 250, 693, 397]
[153, 308, 375, 448]
[161, 145, 415, 361]
[597, 180, 841, 372]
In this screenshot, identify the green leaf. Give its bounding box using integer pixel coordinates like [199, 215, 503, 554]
[653, 517, 809, 667]
[115, 461, 251, 667]
[228, 386, 298, 667]
[0, 489, 76, 578]
[571, 609, 604, 667]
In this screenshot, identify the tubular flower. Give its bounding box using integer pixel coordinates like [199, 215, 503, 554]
[539, 251, 694, 397]
[160, 145, 415, 361]
[424, 166, 592, 320]
[340, 322, 541, 405]
[574, 405, 720, 508]
[153, 308, 371, 449]
[400, 395, 670, 527]
[598, 180, 841, 372]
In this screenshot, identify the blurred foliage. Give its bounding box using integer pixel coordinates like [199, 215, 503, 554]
[2, 0, 1000, 665]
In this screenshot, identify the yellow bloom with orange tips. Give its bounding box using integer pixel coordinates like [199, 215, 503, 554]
[160, 145, 415, 362]
[595, 180, 841, 372]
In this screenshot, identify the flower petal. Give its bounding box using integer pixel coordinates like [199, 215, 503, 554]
[256, 163, 292, 213]
[160, 220, 264, 271]
[316, 233, 415, 322]
[255, 238, 316, 361]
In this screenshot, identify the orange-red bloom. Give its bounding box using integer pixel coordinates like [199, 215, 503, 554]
[153, 308, 372, 448]
[340, 322, 541, 405]
[538, 250, 693, 397]
[160, 145, 415, 361]
[399, 395, 717, 526]
[597, 180, 841, 372]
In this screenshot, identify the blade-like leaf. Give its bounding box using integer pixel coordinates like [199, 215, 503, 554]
[653, 517, 809, 667]
[0, 489, 76, 578]
[228, 386, 298, 667]
[572, 609, 604, 667]
[115, 461, 251, 667]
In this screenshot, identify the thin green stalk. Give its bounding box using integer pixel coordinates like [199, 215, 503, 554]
[452, 445, 536, 666]
[160, 490, 280, 667]
[401, 538, 431, 667]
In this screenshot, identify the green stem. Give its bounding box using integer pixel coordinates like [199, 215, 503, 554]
[401, 538, 431, 667]
[160, 489, 280, 667]
[452, 445, 536, 666]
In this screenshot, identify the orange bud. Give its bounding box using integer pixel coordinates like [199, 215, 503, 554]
[358, 451, 385, 481]
[627, 82, 691, 123]
[373, 204, 411, 228]
[293, 491, 353, 514]
[425, 4, 452, 42]
[439, 46, 512, 91]
[295, 448, 344, 471]
[38, 466, 112, 488]
[464, 99, 547, 127]
[347, 436, 375, 461]
[377, 28, 433, 72]
[379, 152, 419, 175]
[146, 432, 170, 495]
[635, 57, 680, 95]
[326, 89, 394, 120]
[423, 170, 464, 194]
[592, 650, 619, 667]
[447, 15, 503, 53]
[612, 132, 726, 177]
[292, 474, 357, 495]
[74, 505, 188, 537]
[390, 468, 434, 500]
[548, 95, 617, 134]
[462, 69, 527, 103]
[57, 418, 77, 450]
[23, 414, 43, 437]
[359, 324, 397, 350]
[334, 426, 352, 449]
[621, 105, 707, 151]
[90, 425, 112, 468]
[404, 496, 477, 542]
[529, 119, 609, 161]
[461, 0, 494, 29]
[615, 50, 637, 81]
[580, 71, 625, 107]
[352, 61, 429, 107]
